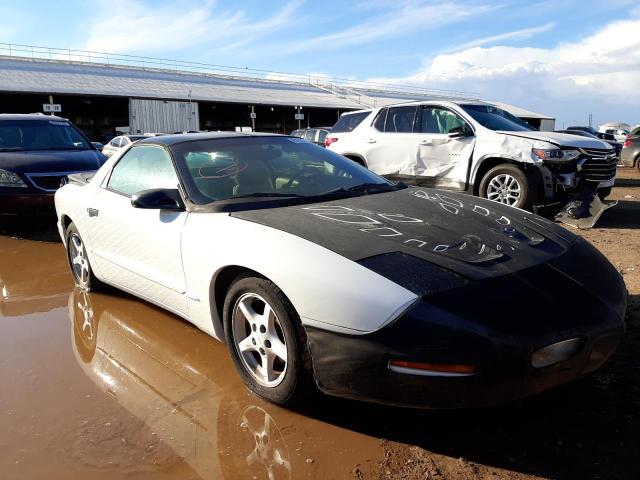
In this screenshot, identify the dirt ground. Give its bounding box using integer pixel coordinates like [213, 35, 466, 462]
[355, 167, 640, 480]
[1, 167, 639, 480]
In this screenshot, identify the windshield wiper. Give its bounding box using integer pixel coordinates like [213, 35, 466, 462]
[321, 182, 405, 196]
[30, 147, 90, 151]
[231, 192, 306, 199]
[0, 147, 24, 152]
[346, 182, 402, 192]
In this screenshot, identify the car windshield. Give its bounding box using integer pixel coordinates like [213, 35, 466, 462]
[171, 136, 396, 204]
[0, 119, 91, 151]
[461, 105, 535, 132]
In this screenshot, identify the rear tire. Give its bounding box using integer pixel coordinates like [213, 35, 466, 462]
[223, 275, 314, 406]
[479, 164, 534, 210]
[65, 223, 102, 291]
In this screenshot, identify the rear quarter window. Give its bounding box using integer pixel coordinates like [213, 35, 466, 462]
[331, 111, 371, 133]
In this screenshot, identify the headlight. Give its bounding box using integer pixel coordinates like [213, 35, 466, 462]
[532, 148, 581, 163]
[531, 338, 583, 368]
[0, 169, 27, 188]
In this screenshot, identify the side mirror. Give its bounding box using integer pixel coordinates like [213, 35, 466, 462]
[449, 124, 474, 139]
[131, 188, 185, 211]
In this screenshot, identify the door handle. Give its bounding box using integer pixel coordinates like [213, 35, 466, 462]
[87, 208, 99, 217]
[418, 139, 433, 146]
[366, 139, 377, 144]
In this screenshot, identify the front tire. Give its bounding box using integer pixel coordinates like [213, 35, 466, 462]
[223, 275, 314, 406]
[65, 223, 102, 291]
[479, 164, 533, 210]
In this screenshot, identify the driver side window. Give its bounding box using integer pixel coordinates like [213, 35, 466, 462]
[107, 145, 178, 196]
[420, 107, 468, 134]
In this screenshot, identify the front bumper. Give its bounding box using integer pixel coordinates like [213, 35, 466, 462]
[0, 190, 55, 215]
[305, 238, 626, 408]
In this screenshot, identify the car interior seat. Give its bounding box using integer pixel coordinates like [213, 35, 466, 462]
[233, 159, 274, 196]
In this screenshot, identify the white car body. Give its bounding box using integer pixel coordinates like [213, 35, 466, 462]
[327, 101, 616, 204]
[54, 150, 416, 340]
[53, 132, 627, 408]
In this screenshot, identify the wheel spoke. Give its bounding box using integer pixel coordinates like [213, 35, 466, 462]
[238, 299, 259, 324]
[264, 352, 278, 382]
[255, 360, 269, 382]
[262, 303, 273, 328]
[238, 335, 257, 353]
[270, 337, 287, 362]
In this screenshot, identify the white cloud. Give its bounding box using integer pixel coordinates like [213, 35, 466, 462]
[84, 0, 302, 54]
[446, 22, 555, 52]
[368, 17, 640, 124]
[277, 0, 502, 55]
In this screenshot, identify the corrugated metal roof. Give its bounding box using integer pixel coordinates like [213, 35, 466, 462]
[0, 56, 554, 121]
[0, 57, 364, 109]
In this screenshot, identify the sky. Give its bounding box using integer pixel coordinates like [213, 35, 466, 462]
[1, 0, 639, 127]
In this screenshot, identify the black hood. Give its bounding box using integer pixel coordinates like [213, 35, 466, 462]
[232, 188, 577, 281]
[0, 149, 105, 173]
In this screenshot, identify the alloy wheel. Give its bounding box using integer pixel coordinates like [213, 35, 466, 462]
[69, 233, 90, 285]
[232, 293, 288, 387]
[486, 173, 522, 206]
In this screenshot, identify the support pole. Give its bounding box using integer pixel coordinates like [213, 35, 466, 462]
[251, 105, 256, 132]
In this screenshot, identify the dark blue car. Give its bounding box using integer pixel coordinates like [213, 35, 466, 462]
[0, 114, 106, 215]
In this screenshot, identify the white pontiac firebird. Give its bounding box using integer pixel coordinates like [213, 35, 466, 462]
[55, 132, 626, 408]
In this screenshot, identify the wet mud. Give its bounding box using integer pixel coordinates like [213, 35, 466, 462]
[1, 167, 639, 480]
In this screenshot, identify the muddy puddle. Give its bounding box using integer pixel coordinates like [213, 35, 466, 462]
[0, 236, 383, 480]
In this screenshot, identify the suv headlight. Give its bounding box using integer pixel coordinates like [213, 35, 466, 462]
[532, 148, 581, 164]
[0, 169, 27, 188]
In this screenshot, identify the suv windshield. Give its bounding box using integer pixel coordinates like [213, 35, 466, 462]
[0, 119, 92, 151]
[171, 136, 394, 204]
[331, 111, 370, 133]
[461, 105, 534, 132]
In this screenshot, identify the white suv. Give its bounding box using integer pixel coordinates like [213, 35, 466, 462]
[325, 101, 617, 211]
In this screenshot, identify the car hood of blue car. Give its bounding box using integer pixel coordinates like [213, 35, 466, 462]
[0, 149, 105, 173]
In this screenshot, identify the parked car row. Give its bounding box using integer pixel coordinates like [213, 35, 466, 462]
[0, 108, 630, 410]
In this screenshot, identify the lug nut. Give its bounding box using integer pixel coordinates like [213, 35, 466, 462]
[264, 340, 271, 348]
[252, 338, 256, 345]
[259, 325, 266, 333]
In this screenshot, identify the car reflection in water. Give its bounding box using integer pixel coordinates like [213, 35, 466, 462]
[0, 236, 72, 317]
[68, 288, 292, 480]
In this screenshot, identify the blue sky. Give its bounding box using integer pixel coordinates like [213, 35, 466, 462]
[1, 0, 639, 126]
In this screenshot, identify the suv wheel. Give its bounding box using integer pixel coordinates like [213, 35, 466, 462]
[479, 164, 533, 210]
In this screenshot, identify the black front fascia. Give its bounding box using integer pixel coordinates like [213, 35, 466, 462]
[305, 238, 626, 408]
